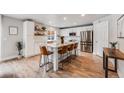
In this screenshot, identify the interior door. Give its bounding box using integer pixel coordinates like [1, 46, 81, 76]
[94, 21, 108, 57]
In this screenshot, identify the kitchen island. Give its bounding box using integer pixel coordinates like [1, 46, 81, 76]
[41, 42, 78, 71]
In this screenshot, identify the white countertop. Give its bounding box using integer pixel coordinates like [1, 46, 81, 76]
[47, 41, 78, 48]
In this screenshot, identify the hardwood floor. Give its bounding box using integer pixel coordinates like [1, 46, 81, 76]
[0, 52, 118, 78]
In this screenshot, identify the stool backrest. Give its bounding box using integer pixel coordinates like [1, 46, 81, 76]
[59, 45, 68, 54]
[63, 45, 68, 54]
[74, 43, 78, 49]
[68, 44, 74, 51]
[40, 46, 48, 55]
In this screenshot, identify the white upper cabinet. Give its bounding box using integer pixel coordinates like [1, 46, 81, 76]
[117, 15, 124, 38]
[60, 29, 69, 36]
[75, 27, 81, 36]
[60, 26, 93, 37]
[23, 21, 34, 36]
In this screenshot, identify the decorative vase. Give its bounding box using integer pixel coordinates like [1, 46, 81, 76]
[61, 36, 64, 44]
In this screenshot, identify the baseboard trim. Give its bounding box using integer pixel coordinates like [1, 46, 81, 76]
[117, 69, 124, 78]
[0, 53, 40, 62]
[93, 52, 96, 55]
[24, 53, 40, 58]
[0, 55, 18, 62]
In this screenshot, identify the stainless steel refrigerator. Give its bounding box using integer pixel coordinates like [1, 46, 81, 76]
[80, 31, 93, 53]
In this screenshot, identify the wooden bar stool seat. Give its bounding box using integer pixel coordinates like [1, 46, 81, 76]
[58, 45, 68, 69]
[74, 43, 78, 56]
[67, 44, 74, 61]
[39, 46, 53, 72]
[58, 47, 63, 53]
[68, 44, 74, 52]
[47, 51, 53, 55]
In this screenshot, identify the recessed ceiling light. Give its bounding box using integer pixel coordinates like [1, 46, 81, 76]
[64, 17, 67, 20]
[81, 14, 85, 16]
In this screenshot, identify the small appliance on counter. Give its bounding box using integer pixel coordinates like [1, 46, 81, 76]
[69, 39, 77, 42]
[69, 32, 76, 36]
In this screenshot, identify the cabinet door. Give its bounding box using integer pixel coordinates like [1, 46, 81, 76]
[118, 16, 124, 37]
[25, 40, 34, 57]
[34, 43, 40, 55]
[60, 29, 64, 36]
[23, 21, 34, 36]
[75, 27, 81, 36]
[60, 29, 69, 36]
[24, 36, 34, 57]
[94, 21, 108, 57]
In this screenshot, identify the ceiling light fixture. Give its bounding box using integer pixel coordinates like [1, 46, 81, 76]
[64, 17, 67, 20]
[81, 14, 85, 16]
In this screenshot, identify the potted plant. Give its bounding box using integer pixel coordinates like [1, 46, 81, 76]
[109, 41, 118, 54]
[109, 42, 118, 49]
[16, 41, 23, 59]
[42, 26, 46, 31]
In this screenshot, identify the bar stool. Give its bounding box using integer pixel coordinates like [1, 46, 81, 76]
[74, 43, 78, 56]
[67, 44, 74, 62]
[68, 44, 74, 56]
[58, 45, 68, 69]
[39, 46, 53, 72]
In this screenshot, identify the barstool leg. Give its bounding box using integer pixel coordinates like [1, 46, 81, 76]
[45, 56, 47, 72]
[39, 55, 42, 67]
[68, 51, 71, 63]
[75, 49, 76, 56]
[58, 54, 63, 70]
[70, 51, 72, 63]
[42, 56, 46, 71]
[62, 54, 64, 69]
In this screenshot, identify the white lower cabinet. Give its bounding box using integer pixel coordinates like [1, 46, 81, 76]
[34, 43, 41, 55]
[24, 38, 34, 57]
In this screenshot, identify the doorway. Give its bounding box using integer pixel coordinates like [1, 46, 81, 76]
[94, 21, 108, 57]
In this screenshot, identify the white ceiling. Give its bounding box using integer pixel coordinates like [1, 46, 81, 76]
[4, 14, 109, 28]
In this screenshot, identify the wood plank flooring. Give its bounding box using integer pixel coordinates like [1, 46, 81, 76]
[0, 52, 118, 78]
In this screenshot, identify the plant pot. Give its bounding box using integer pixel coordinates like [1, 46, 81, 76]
[17, 55, 22, 59]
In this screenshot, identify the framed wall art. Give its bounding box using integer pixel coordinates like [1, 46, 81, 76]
[9, 26, 18, 35]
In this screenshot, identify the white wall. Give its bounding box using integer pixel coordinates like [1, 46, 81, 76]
[0, 16, 23, 61]
[0, 15, 2, 61]
[93, 14, 124, 77]
[112, 15, 124, 77]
